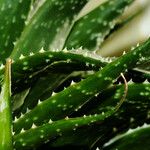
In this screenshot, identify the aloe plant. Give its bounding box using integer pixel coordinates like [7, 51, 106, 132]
[0, 0, 150, 149]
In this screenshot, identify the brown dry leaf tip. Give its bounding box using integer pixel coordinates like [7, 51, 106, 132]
[6, 58, 12, 64]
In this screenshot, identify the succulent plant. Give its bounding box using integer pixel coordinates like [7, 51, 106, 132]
[0, 0, 150, 149]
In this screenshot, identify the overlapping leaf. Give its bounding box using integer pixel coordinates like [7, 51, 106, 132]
[103, 124, 150, 150]
[13, 38, 150, 133]
[10, 0, 134, 60]
[49, 83, 150, 148]
[0, 0, 31, 63]
[13, 110, 114, 149]
[10, 0, 89, 59]
[0, 59, 12, 149]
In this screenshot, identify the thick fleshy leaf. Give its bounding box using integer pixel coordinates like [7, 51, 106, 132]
[49, 83, 150, 148]
[13, 38, 150, 133]
[10, 0, 89, 60]
[13, 82, 150, 149]
[10, 0, 134, 60]
[64, 0, 134, 50]
[1, 49, 108, 94]
[1, 49, 108, 118]
[0, 0, 32, 63]
[14, 73, 69, 116]
[13, 110, 114, 149]
[1, 50, 148, 94]
[0, 59, 12, 149]
[12, 88, 30, 111]
[103, 124, 150, 150]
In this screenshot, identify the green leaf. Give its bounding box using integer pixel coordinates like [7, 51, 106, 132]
[0, 0, 32, 63]
[10, 0, 89, 60]
[12, 88, 30, 111]
[1, 49, 149, 91]
[10, 0, 134, 60]
[14, 73, 70, 116]
[50, 83, 150, 148]
[13, 38, 150, 133]
[1, 49, 107, 94]
[64, 0, 134, 50]
[13, 110, 114, 149]
[103, 124, 150, 150]
[0, 59, 12, 150]
[134, 61, 150, 76]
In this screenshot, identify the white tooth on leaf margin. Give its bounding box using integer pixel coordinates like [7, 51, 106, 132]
[71, 81, 76, 86]
[31, 123, 37, 129]
[19, 54, 25, 59]
[29, 52, 34, 56]
[39, 47, 45, 53]
[38, 99, 42, 105]
[48, 119, 53, 124]
[20, 128, 25, 133]
[52, 92, 56, 96]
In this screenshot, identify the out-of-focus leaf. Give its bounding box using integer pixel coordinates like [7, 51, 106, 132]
[0, 0, 32, 63]
[64, 0, 134, 50]
[10, 0, 89, 60]
[103, 124, 150, 150]
[10, 0, 134, 60]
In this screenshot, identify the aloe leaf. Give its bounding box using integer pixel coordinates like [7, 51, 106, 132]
[10, 0, 134, 59]
[103, 124, 150, 150]
[2, 49, 148, 94]
[10, 0, 89, 60]
[135, 60, 150, 75]
[15, 73, 69, 115]
[13, 38, 150, 133]
[1, 50, 108, 93]
[98, 2, 150, 57]
[86, 83, 150, 148]
[12, 88, 30, 111]
[1, 49, 149, 90]
[0, 59, 12, 149]
[50, 83, 150, 148]
[92, 83, 150, 147]
[88, 83, 150, 114]
[64, 0, 134, 50]
[0, 0, 32, 63]
[13, 110, 114, 149]
[14, 70, 92, 117]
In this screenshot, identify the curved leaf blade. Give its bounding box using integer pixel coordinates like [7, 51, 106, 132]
[10, 0, 89, 60]
[14, 110, 114, 149]
[13, 38, 150, 133]
[64, 0, 134, 50]
[0, 0, 32, 63]
[50, 83, 150, 148]
[0, 59, 12, 150]
[103, 124, 150, 150]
